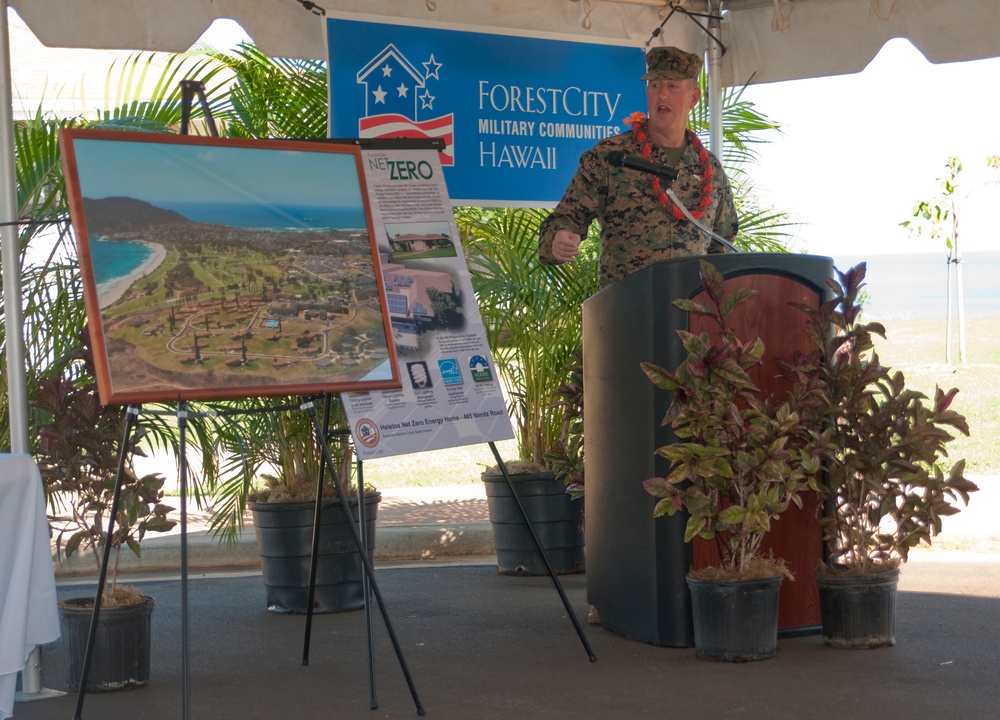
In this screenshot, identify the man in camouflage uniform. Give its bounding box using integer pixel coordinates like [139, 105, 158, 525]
[538, 46, 738, 289]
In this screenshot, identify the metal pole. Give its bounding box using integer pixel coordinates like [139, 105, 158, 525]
[487, 442, 596, 662]
[177, 403, 191, 720]
[707, 0, 725, 156]
[3, 5, 60, 707]
[0, 0, 30, 453]
[954, 216, 967, 363]
[301, 398, 426, 716]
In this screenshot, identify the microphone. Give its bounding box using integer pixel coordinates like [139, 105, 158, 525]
[605, 151, 678, 182]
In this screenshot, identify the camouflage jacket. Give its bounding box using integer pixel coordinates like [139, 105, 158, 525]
[538, 130, 738, 289]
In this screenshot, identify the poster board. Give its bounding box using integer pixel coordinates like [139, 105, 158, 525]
[343, 145, 515, 460]
[59, 129, 401, 404]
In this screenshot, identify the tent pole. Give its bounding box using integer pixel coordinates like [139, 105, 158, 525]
[3, 4, 64, 709]
[707, 0, 724, 156]
[0, 2, 30, 454]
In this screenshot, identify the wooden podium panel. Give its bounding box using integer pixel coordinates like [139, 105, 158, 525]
[687, 272, 823, 635]
[582, 253, 832, 647]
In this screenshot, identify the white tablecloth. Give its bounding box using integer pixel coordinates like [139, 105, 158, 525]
[0, 454, 59, 719]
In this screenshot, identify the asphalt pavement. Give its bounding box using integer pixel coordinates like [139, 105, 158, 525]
[15, 478, 1000, 720]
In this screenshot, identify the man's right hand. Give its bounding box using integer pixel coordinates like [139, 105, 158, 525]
[552, 230, 582, 263]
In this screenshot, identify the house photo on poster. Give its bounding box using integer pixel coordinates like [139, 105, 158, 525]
[59, 128, 401, 405]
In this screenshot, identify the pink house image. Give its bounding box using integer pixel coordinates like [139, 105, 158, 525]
[381, 262, 454, 325]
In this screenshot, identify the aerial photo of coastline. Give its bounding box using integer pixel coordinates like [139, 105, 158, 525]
[64, 131, 398, 402]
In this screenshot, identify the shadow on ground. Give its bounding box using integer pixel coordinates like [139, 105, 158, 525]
[19, 562, 1000, 720]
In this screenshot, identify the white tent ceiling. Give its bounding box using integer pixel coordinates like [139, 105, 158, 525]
[10, 0, 1000, 85]
[721, 0, 1000, 85]
[9, 0, 693, 57]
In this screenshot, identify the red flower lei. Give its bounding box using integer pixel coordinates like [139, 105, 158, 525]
[623, 112, 714, 221]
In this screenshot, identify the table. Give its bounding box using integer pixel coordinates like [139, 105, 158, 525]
[0, 454, 59, 720]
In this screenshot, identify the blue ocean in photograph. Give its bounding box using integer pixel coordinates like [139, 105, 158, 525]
[160, 201, 367, 231]
[830, 251, 1000, 320]
[89, 238, 155, 286]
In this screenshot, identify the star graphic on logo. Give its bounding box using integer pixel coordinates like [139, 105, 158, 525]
[397, 83, 409, 98]
[372, 85, 387, 104]
[423, 54, 442, 80]
[381, 63, 393, 77]
[419, 90, 435, 110]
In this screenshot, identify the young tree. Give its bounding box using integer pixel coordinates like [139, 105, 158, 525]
[900, 155, 1000, 364]
[901, 157, 964, 363]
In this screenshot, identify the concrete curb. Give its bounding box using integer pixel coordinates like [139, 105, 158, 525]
[52, 521, 497, 579]
[49, 475, 999, 579]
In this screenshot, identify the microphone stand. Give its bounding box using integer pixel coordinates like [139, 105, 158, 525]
[664, 187, 741, 253]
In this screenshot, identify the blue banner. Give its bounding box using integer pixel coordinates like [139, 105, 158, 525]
[327, 17, 646, 205]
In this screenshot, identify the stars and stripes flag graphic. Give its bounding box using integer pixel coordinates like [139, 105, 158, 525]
[359, 113, 455, 166]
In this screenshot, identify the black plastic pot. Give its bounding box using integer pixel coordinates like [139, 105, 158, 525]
[59, 594, 154, 691]
[686, 575, 783, 662]
[250, 493, 380, 614]
[482, 470, 584, 576]
[815, 566, 899, 648]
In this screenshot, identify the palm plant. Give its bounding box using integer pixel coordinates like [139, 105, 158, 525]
[201, 42, 328, 140]
[15, 51, 229, 486]
[204, 394, 359, 543]
[457, 207, 599, 466]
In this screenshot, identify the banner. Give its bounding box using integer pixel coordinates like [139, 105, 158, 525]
[343, 146, 514, 460]
[327, 15, 646, 205]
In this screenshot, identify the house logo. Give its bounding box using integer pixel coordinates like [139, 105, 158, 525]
[354, 418, 381, 449]
[468, 355, 493, 383]
[356, 44, 455, 166]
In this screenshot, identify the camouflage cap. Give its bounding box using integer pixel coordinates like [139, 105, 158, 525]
[640, 46, 703, 81]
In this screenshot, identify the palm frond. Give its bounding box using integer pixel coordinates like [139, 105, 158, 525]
[206, 43, 328, 140]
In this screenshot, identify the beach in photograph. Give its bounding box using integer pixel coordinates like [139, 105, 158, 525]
[97, 240, 166, 309]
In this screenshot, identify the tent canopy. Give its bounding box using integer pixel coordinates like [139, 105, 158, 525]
[721, 0, 1000, 85]
[11, 0, 1000, 85]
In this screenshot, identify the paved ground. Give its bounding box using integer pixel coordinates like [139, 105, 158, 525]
[16, 478, 1000, 720]
[16, 559, 1000, 720]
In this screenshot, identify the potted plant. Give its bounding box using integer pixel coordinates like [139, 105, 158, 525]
[785, 262, 979, 648]
[210, 394, 380, 613]
[641, 260, 821, 661]
[458, 207, 597, 575]
[33, 334, 176, 691]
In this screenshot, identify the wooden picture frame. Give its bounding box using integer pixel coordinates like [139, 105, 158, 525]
[60, 128, 401, 404]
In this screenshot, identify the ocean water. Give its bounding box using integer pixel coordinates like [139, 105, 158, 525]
[830, 251, 1000, 320]
[89, 238, 155, 286]
[88, 200, 368, 286]
[161, 201, 367, 231]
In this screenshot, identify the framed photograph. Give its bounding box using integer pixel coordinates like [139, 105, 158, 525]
[60, 128, 401, 404]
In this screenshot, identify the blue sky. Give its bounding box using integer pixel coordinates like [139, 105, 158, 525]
[70, 136, 365, 208]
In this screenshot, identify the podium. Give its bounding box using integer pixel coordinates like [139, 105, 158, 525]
[582, 253, 834, 647]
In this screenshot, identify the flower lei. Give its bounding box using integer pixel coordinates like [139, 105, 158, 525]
[623, 112, 713, 221]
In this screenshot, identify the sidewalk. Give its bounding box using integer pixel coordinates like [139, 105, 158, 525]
[51, 476, 1000, 579]
[52, 484, 497, 578]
